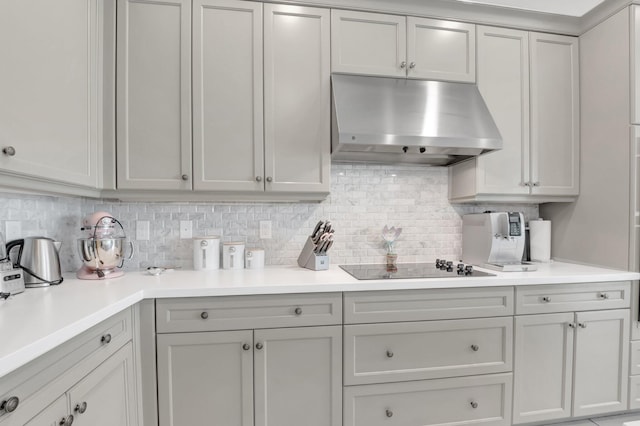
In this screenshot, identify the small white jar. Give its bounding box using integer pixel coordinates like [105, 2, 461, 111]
[222, 242, 245, 269]
[245, 248, 265, 269]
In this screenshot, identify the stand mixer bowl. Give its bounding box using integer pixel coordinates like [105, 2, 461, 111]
[77, 237, 132, 278]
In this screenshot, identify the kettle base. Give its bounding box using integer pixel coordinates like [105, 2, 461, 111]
[76, 266, 124, 280]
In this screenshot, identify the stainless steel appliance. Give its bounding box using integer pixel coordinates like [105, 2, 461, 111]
[6, 237, 63, 287]
[77, 212, 133, 279]
[462, 212, 537, 272]
[340, 260, 494, 280]
[331, 74, 502, 166]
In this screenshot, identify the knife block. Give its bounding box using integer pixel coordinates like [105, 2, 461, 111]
[297, 237, 329, 271]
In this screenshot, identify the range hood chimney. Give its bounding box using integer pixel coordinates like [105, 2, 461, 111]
[331, 74, 502, 166]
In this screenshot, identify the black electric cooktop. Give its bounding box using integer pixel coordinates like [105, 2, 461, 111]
[339, 261, 495, 280]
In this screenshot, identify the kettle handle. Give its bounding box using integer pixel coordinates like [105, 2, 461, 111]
[4, 239, 24, 265]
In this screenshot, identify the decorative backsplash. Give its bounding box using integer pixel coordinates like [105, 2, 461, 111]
[0, 164, 538, 272]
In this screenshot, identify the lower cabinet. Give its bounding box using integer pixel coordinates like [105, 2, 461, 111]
[513, 309, 630, 424]
[157, 325, 342, 426]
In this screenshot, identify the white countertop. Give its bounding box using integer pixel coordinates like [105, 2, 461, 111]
[1, 261, 638, 379]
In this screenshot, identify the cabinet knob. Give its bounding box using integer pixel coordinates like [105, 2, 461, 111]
[1, 396, 19, 413]
[470, 401, 479, 409]
[532, 181, 540, 186]
[599, 293, 609, 299]
[100, 334, 112, 344]
[59, 415, 74, 426]
[200, 311, 209, 320]
[471, 344, 479, 352]
[386, 350, 394, 358]
[242, 343, 251, 351]
[294, 307, 302, 315]
[400, 61, 407, 69]
[74, 402, 87, 414]
[579, 322, 587, 328]
[409, 62, 416, 69]
[523, 182, 532, 187]
[181, 174, 189, 181]
[541, 296, 551, 303]
[386, 409, 393, 417]
[568, 323, 576, 328]
[256, 342, 263, 350]
[266, 176, 273, 183]
[256, 176, 262, 182]
[2, 146, 15, 156]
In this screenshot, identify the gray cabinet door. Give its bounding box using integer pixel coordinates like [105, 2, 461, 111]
[513, 313, 574, 424]
[0, 0, 101, 188]
[22, 396, 68, 426]
[116, 0, 192, 190]
[264, 4, 331, 194]
[157, 330, 254, 426]
[254, 326, 342, 426]
[192, 0, 264, 191]
[68, 343, 138, 426]
[573, 309, 629, 417]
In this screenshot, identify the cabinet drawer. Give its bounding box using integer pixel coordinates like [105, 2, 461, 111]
[344, 287, 513, 324]
[156, 293, 342, 333]
[0, 308, 132, 423]
[344, 317, 512, 385]
[344, 373, 512, 426]
[515, 282, 631, 314]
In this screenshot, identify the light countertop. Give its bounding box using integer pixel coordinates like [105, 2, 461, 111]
[1, 261, 638, 379]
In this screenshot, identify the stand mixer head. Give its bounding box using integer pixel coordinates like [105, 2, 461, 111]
[77, 212, 134, 280]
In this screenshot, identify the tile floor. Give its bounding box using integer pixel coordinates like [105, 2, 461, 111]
[552, 413, 640, 426]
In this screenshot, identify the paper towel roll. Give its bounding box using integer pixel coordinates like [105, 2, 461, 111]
[529, 219, 551, 262]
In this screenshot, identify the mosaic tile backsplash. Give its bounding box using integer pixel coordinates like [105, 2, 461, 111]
[0, 164, 538, 272]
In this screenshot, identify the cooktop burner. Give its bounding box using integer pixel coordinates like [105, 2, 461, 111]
[339, 260, 495, 280]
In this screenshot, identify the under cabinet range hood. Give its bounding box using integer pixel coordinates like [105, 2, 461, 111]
[331, 74, 502, 166]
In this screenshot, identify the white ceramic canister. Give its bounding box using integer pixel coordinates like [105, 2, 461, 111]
[193, 236, 220, 270]
[245, 248, 265, 269]
[222, 242, 245, 269]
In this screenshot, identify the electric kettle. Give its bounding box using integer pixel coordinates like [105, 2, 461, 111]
[6, 237, 63, 287]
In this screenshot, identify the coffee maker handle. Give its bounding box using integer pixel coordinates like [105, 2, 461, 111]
[4, 239, 24, 265]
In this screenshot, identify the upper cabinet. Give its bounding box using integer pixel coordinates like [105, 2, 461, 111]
[116, 0, 330, 199]
[449, 27, 579, 203]
[116, 0, 192, 191]
[0, 0, 103, 196]
[331, 10, 476, 82]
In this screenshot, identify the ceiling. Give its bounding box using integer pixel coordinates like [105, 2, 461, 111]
[449, 0, 609, 17]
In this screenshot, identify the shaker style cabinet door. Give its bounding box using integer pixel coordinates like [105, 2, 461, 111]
[263, 4, 331, 193]
[0, 0, 101, 189]
[529, 32, 579, 196]
[475, 26, 530, 196]
[330, 10, 407, 77]
[407, 17, 476, 82]
[67, 343, 138, 426]
[116, 0, 192, 190]
[157, 330, 254, 426]
[22, 396, 68, 426]
[254, 326, 342, 426]
[192, 0, 264, 191]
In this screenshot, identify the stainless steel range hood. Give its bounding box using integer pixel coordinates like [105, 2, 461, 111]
[331, 74, 502, 166]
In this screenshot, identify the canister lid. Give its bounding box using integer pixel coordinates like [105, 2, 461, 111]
[223, 241, 244, 245]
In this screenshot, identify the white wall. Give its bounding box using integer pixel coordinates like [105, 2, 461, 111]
[0, 164, 538, 272]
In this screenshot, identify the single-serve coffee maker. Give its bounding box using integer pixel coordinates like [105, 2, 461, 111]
[0, 232, 25, 295]
[462, 212, 537, 272]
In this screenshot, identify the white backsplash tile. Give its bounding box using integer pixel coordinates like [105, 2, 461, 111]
[0, 164, 538, 272]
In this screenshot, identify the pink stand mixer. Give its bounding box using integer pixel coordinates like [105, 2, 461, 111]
[77, 212, 134, 280]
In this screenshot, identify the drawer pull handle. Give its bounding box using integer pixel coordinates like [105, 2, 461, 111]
[599, 293, 609, 299]
[256, 342, 263, 350]
[470, 401, 479, 409]
[294, 307, 303, 315]
[541, 296, 551, 303]
[242, 343, 251, 351]
[471, 344, 479, 352]
[386, 409, 393, 417]
[101, 334, 112, 344]
[579, 322, 587, 328]
[74, 402, 87, 414]
[386, 350, 394, 358]
[1, 396, 19, 413]
[201, 312, 209, 320]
